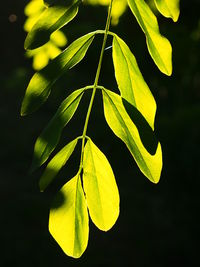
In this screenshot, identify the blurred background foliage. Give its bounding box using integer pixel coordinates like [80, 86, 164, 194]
[24, 0, 128, 70]
[1, 0, 200, 266]
[24, 0, 68, 70]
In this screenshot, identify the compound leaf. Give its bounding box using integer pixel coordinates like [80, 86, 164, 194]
[39, 138, 78, 191]
[31, 89, 84, 172]
[25, 0, 82, 50]
[154, 0, 180, 22]
[127, 0, 172, 75]
[83, 139, 119, 231]
[112, 35, 156, 130]
[21, 32, 95, 116]
[102, 89, 162, 184]
[49, 174, 89, 258]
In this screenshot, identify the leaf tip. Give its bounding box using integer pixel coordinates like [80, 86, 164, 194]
[24, 34, 31, 50]
[20, 106, 27, 117]
[39, 185, 44, 193]
[39, 177, 48, 192]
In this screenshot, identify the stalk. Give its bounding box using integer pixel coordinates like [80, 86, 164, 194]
[79, 0, 113, 170]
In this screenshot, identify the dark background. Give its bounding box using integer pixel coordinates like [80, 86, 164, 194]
[1, 0, 200, 266]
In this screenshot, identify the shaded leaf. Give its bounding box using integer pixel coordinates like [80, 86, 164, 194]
[25, 0, 82, 50]
[102, 88, 162, 183]
[31, 89, 84, 172]
[49, 175, 89, 258]
[154, 0, 180, 22]
[83, 139, 119, 231]
[21, 32, 95, 116]
[112, 35, 156, 129]
[127, 0, 172, 75]
[39, 138, 78, 191]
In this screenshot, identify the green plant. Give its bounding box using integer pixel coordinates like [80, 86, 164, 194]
[23, 0, 127, 70]
[21, 0, 180, 258]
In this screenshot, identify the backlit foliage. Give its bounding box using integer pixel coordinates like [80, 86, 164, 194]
[22, 0, 180, 258]
[24, 0, 67, 70]
[24, 0, 127, 69]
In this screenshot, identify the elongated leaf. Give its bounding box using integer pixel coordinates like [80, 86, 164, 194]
[39, 138, 78, 191]
[25, 0, 82, 50]
[127, 0, 172, 75]
[154, 0, 180, 22]
[102, 89, 162, 183]
[49, 175, 89, 258]
[112, 35, 156, 130]
[31, 89, 84, 172]
[83, 139, 119, 231]
[21, 32, 95, 116]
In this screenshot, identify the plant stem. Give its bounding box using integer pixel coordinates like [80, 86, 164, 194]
[79, 0, 113, 170]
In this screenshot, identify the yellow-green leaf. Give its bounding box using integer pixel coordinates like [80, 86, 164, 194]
[39, 138, 78, 191]
[49, 175, 89, 258]
[127, 0, 172, 75]
[112, 35, 156, 130]
[102, 88, 162, 184]
[83, 139, 119, 231]
[25, 0, 82, 50]
[21, 32, 95, 115]
[154, 0, 180, 22]
[31, 89, 84, 172]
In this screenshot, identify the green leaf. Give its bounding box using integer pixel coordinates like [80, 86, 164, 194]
[112, 35, 156, 130]
[25, 0, 82, 50]
[39, 138, 78, 191]
[83, 139, 119, 231]
[127, 0, 172, 75]
[31, 89, 84, 172]
[154, 0, 180, 22]
[21, 32, 96, 116]
[49, 174, 89, 258]
[102, 89, 162, 184]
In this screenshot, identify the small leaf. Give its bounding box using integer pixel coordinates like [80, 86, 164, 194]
[83, 139, 119, 231]
[127, 0, 172, 75]
[154, 0, 180, 22]
[39, 138, 78, 191]
[31, 89, 84, 172]
[112, 35, 156, 129]
[49, 175, 89, 258]
[25, 0, 82, 50]
[102, 89, 162, 184]
[21, 32, 95, 115]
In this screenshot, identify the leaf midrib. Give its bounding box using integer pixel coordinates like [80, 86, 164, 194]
[87, 141, 105, 229]
[128, 0, 168, 74]
[36, 91, 83, 168]
[114, 37, 136, 107]
[103, 89, 153, 180]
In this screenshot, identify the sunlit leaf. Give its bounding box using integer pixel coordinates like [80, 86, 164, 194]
[49, 174, 89, 258]
[50, 30, 67, 47]
[31, 89, 84, 172]
[24, 0, 44, 17]
[83, 139, 119, 231]
[154, 0, 180, 22]
[33, 49, 49, 70]
[102, 88, 162, 183]
[21, 32, 95, 115]
[39, 138, 78, 191]
[25, 0, 82, 50]
[127, 0, 172, 75]
[112, 35, 156, 129]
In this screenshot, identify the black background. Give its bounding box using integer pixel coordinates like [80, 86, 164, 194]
[1, 0, 200, 266]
